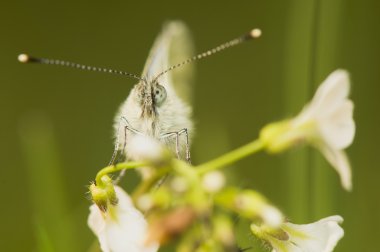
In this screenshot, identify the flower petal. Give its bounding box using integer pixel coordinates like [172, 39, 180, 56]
[283, 216, 344, 252]
[252, 216, 344, 252]
[318, 100, 355, 150]
[308, 70, 350, 117]
[113, 186, 134, 209]
[318, 145, 352, 191]
[272, 243, 303, 252]
[88, 204, 106, 238]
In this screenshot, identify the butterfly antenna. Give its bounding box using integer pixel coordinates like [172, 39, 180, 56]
[17, 54, 144, 81]
[153, 28, 262, 83]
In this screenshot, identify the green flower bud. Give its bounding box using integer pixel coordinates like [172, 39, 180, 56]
[101, 176, 118, 205]
[89, 183, 108, 212]
[89, 175, 118, 212]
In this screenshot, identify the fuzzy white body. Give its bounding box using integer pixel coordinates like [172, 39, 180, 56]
[114, 78, 193, 159]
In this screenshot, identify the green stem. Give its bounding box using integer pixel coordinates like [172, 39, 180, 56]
[173, 159, 198, 181]
[196, 139, 264, 175]
[95, 161, 148, 186]
[132, 167, 171, 201]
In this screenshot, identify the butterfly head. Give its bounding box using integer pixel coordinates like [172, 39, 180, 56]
[135, 79, 168, 118]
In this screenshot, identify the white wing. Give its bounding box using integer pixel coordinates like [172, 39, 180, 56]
[142, 21, 195, 105]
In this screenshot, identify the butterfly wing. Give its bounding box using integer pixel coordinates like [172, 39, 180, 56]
[142, 21, 195, 105]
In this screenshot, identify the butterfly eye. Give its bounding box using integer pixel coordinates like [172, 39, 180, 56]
[153, 84, 167, 106]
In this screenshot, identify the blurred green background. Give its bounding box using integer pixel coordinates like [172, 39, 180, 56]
[1, 0, 379, 251]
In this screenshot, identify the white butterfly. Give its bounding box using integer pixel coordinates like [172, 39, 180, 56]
[111, 21, 195, 170]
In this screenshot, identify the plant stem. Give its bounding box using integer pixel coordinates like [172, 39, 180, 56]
[95, 161, 147, 186]
[196, 139, 264, 175]
[132, 167, 170, 201]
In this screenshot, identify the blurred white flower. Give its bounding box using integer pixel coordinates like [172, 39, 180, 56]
[202, 171, 226, 193]
[128, 135, 172, 179]
[261, 70, 355, 190]
[128, 135, 169, 164]
[217, 188, 284, 228]
[170, 176, 189, 193]
[251, 215, 344, 252]
[88, 186, 158, 252]
[261, 205, 284, 228]
[294, 70, 354, 190]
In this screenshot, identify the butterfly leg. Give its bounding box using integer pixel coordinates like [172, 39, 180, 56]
[110, 116, 141, 184]
[155, 131, 181, 188]
[109, 116, 139, 165]
[160, 128, 191, 163]
[154, 128, 190, 189]
[108, 119, 123, 166]
[178, 128, 191, 163]
[160, 131, 181, 159]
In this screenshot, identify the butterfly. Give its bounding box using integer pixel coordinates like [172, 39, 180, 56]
[111, 21, 195, 170]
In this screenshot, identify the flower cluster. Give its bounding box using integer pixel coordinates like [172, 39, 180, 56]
[87, 70, 355, 252]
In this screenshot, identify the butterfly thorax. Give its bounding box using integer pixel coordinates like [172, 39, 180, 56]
[117, 76, 169, 131]
[136, 80, 155, 118]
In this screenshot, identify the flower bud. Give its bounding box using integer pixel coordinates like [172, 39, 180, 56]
[202, 171, 226, 193]
[89, 183, 108, 212]
[170, 176, 189, 193]
[89, 175, 118, 212]
[216, 188, 283, 228]
[101, 175, 118, 205]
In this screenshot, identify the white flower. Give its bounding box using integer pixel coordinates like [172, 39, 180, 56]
[128, 135, 172, 179]
[251, 215, 344, 252]
[88, 186, 159, 252]
[128, 135, 168, 163]
[218, 188, 284, 228]
[295, 70, 354, 190]
[202, 171, 226, 193]
[261, 205, 284, 228]
[261, 70, 355, 191]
